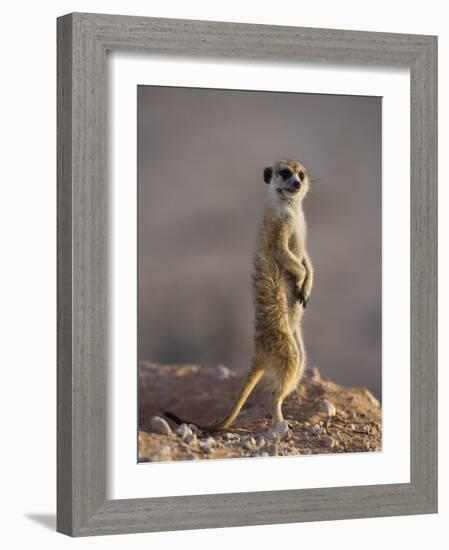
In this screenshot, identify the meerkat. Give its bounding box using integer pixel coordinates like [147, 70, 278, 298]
[165, 159, 313, 430]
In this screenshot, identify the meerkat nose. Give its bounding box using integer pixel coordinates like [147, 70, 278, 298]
[293, 180, 301, 189]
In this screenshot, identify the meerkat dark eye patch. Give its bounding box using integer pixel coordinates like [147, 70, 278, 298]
[263, 166, 273, 184]
[299, 171, 305, 181]
[279, 168, 292, 180]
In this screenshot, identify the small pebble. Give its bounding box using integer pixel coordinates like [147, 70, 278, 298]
[353, 424, 369, 433]
[199, 441, 213, 454]
[224, 433, 240, 441]
[323, 435, 335, 448]
[150, 416, 172, 435]
[215, 365, 232, 380]
[318, 400, 337, 417]
[260, 452, 269, 458]
[256, 436, 266, 448]
[242, 436, 256, 450]
[310, 424, 322, 435]
[266, 430, 280, 443]
[176, 423, 193, 440]
[206, 436, 216, 447]
[266, 421, 292, 442]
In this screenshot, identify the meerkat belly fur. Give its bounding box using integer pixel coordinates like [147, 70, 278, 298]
[165, 159, 313, 430]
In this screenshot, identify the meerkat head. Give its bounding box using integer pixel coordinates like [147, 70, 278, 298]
[263, 159, 310, 203]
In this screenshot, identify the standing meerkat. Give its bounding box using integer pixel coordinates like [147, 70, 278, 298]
[165, 159, 313, 430]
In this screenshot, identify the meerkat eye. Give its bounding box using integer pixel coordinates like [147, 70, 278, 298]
[298, 171, 305, 181]
[279, 168, 292, 180]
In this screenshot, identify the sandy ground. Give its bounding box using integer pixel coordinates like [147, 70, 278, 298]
[138, 362, 382, 462]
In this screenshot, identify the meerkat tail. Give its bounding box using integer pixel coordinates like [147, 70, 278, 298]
[209, 365, 265, 431]
[162, 410, 215, 431]
[163, 411, 192, 426]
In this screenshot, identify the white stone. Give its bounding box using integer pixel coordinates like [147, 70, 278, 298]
[318, 400, 337, 417]
[199, 441, 212, 453]
[266, 421, 291, 442]
[242, 436, 256, 450]
[150, 416, 172, 435]
[309, 424, 322, 434]
[176, 423, 193, 440]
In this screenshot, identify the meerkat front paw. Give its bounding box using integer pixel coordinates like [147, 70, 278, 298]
[298, 288, 309, 308]
[296, 282, 309, 308]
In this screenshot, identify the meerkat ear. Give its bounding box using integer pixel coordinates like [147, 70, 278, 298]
[263, 166, 273, 184]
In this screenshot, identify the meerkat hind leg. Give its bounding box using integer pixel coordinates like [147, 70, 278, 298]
[272, 392, 286, 423]
[271, 377, 296, 424]
[271, 328, 306, 427]
[270, 347, 300, 425]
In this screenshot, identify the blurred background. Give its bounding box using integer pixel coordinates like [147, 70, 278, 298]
[138, 86, 382, 398]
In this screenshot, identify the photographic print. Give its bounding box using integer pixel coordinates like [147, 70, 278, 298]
[57, 15, 437, 534]
[137, 85, 382, 462]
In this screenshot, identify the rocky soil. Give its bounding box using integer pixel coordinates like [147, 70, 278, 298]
[138, 362, 382, 462]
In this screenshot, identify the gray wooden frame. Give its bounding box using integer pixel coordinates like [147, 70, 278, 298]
[57, 12, 438, 537]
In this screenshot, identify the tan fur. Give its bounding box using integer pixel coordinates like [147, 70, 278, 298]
[212, 159, 314, 429]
